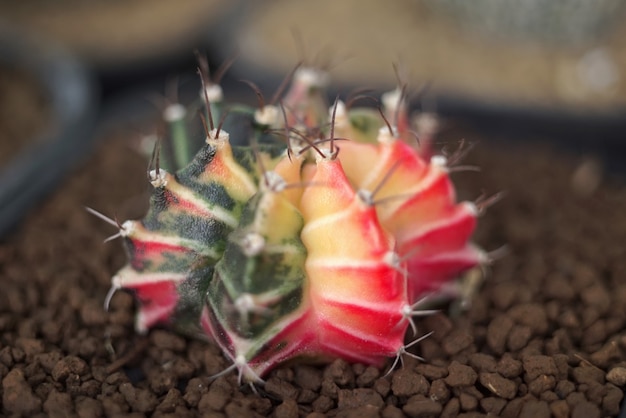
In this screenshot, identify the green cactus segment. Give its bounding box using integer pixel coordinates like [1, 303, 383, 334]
[120, 132, 290, 334]
[159, 87, 220, 172]
[348, 109, 385, 144]
[142, 170, 235, 249]
[111, 215, 214, 333]
[168, 262, 215, 336]
[199, 83, 224, 134]
[181, 133, 285, 205]
[158, 81, 279, 172]
[144, 138, 286, 245]
[206, 176, 307, 368]
[162, 104, 193, 171]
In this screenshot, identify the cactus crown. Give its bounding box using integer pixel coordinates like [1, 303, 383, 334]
[98, 60, 486, 381]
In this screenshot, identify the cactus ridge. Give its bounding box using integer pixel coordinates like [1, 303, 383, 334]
[102, 63, 486, 381]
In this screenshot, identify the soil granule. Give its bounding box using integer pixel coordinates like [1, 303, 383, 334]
[1, 130, 625, 417]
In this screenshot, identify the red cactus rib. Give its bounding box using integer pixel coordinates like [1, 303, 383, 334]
[123, 222, 200, 270]
[406, 245, 484, 300]
[397, 202, 478, 257]
[335, 130, 479, 306]
[299, 156, 408, 362]
[113, 267, 185, 332]
[113, 220, 210, 332]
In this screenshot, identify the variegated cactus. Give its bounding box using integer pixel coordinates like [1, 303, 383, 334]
[97, 63, 488, 382]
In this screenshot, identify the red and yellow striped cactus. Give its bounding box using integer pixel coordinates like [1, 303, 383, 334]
[100, 65, 487, 382]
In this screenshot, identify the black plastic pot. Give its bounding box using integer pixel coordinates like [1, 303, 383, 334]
[0, 25, 97, 238]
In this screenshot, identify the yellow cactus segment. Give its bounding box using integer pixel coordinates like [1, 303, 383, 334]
[300, 156, 403, 302]
[301, 202, 392, 260]
[299, 159, 354, 220]
[331, 102, 381, 145]
[198, 139, 258, 202]
[334, 141, 381, 188]
[298, 156, 407, 359]
[300, 159, 393, 259]
[271, 152, 305, 207]
[253, 187, 304, 247]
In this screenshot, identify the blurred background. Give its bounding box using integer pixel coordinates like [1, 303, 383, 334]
[1, 0, 626, 236]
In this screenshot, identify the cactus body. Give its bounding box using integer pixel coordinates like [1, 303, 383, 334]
[107, 64, 485, 381]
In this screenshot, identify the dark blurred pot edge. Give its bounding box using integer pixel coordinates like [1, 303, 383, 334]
[206, 0, 626, 175]
[0, 24, 98, 239]
[213, 62, 626, 176]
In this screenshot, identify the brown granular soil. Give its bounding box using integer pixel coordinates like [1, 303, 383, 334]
[1, 129, 625, 417]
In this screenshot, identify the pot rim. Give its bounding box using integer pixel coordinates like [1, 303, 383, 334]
[0, 24, 98, 238]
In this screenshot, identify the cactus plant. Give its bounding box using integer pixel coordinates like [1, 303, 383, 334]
[96, 62, 488, 382]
